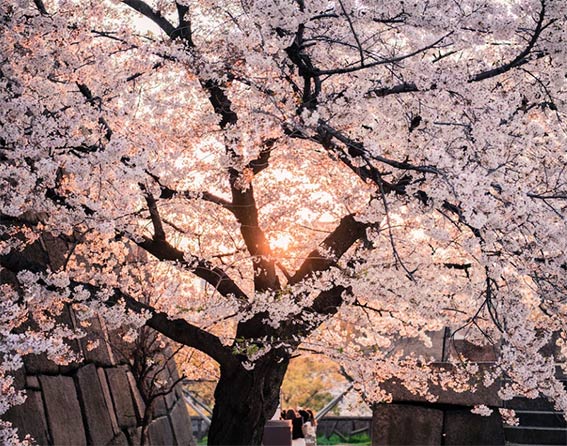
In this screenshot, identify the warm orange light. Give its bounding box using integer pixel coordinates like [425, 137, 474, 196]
[270, 233, 293, 251]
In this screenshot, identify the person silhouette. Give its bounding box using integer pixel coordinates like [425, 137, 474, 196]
[283, 409, 306, 446]
[302, 409, 317, 446]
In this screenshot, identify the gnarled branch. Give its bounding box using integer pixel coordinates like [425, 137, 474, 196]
[469, 0, 552, 82]
[228, 169, 280, 292]
[135, 236, 249, 301]
[289, 214, 369, 285]
[106, 288, 236, 365]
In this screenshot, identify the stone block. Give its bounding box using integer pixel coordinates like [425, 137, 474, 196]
[58, 357, 83, 374]
[170, 399, 195, 446]
[175, 383, 185, 402]
[80, 315, 115, 366]
[372, 404, 443, 445]
[39, 375, 87, 446]
[263, 420, 292, 446]
[153, 364, 172, 389]
[148, 416, 176, 446]
[24, 353, 59, 374]
[105, 366, 138, 428]
[446, 340, 498, 362]
[25, 375, 40, 390]
[443, 409, 505, 445]
[127, 426, 143, 445]
[11, 367, 25, 390]
[165, 386, 178, 409]
[20, 311, 80, 375]
[106, 329, 136, 361]
[152, 395, 168, 418]
[3, 390, 50, 445]
[97, 367, 121, 434]
[1, 234, 49, 273]
[41, 232, 69, 270]
[106, 431, 130, 446]
[126, 370, 146, 419]
[75, 364, 115, 445]
[166, 353, 181, 381]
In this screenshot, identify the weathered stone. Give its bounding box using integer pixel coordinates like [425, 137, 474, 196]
[263, 420, 292, 446]
[170, 399, 195, 446]
[148, 416, 176, 446]
[152, 395, 168, 418]
[39, 375, 87, 446]
[11, 367, 25, 390]
[25, 375, 40, 390]
[443, 409, 505, 445]
[1, 232, 50, 274]
[175, 384, 184, 401]
[55, 307, 83, 374]
[126, 370, 146, 419]
[165, 387, 178, 410]
[24, 353, 59, 374]
[75, 364, 115, 445]
[446, 340, 498, 362]
[127, 426, 143, 446]
[166, 352, 182, 381]
[105, 366, 138, 428]
[81, 315, 115, 366]
[372, 403, 444, 445]
[97, 367, 121, 434]
[164, 376, 182, 411]
[41, 232, 70, 270]
[106, 330, 135, 363]
[3, 390, 50, 445]
[58, 358, 83, 374]
[22, 311, 79, 376]
[106, 431, 130, 446]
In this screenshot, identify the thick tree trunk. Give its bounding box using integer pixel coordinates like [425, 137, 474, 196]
[208, 357, 289, 445]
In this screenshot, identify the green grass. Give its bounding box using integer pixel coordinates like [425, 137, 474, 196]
[317, 432, 371, 445]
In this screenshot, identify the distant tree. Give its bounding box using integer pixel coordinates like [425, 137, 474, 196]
[281, 355, 345, 412]
[1, 0, 566, 444]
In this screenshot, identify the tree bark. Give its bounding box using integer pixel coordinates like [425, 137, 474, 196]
[208, 357, 290, 445]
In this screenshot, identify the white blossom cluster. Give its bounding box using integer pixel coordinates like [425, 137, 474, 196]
[0, 0, 566, 440]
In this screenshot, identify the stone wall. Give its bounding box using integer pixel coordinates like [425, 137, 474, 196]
[370, 330, 567, 446]
[1, 227, 195, 446]
[372, 403, 505, 445]
[4, 322, 196, 446]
